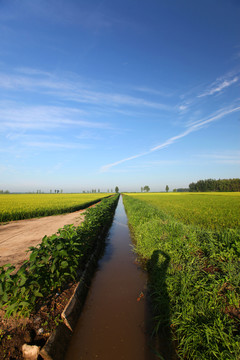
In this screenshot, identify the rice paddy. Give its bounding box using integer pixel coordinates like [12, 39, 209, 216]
[0, 193, 111, 222]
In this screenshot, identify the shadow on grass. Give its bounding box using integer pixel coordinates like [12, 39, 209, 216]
[147, 250, 177, 360]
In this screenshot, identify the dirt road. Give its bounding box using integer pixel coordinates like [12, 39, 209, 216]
[0, 210, 86, 269]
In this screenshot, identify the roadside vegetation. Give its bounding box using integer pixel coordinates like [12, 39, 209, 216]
[0, 193, 111, 222]
[123, 193, 240, 360]
[0, 194, 119, 358]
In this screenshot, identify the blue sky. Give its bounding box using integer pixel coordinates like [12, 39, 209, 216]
[0, 0, 240, 192]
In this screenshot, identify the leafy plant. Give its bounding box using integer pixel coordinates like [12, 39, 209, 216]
[0, 194, 119, 317]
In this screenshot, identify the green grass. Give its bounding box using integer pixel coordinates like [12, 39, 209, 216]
[123, 194, 240, 360]
[127, 192, 240, 230]
[0, 193, 111, 222]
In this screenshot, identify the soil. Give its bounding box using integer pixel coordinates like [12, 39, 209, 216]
[0, 209, 86, 270]
[0, 282, 77, 360]
[0, 210, 86, 359]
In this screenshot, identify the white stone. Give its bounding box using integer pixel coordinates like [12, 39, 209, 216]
[22, 344, 40, 360]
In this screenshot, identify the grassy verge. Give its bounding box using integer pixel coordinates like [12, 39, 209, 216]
[123, 194, 240, 360]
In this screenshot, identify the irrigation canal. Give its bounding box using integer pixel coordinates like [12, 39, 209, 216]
[65, 195, 157, 360]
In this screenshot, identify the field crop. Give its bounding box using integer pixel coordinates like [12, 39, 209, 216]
[0, 193, 111, 222]
[123, 194, 240, 360]
[127, 192, 240, 230]
[0, 194, 119, 318]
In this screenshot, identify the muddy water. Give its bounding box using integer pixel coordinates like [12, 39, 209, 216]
[65, 196, 157, 360]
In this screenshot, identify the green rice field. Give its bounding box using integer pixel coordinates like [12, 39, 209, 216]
[123, 192, 240, 359]
[126, 192, 240, 230]
[0, 193, 111, 222]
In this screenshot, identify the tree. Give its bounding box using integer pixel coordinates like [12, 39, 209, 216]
[115, 186, 119, 193]
[143, 185, 150, 192]
[188, 178, 240, 192]
[165, 185, 169, 192]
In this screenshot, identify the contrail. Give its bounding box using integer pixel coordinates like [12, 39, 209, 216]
[100, 105, 240, 172]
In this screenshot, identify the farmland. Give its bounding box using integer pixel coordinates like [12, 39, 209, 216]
[123, 192, 240, 359]
[127, 192, 240, 230]
[0, 195, 120, 359]
[0, 193, 111, 222]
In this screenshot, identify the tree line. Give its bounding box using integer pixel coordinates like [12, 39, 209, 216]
[189, 178, 240, 192]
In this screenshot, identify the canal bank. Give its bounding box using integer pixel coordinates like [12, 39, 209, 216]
[65, 195, 156, 360]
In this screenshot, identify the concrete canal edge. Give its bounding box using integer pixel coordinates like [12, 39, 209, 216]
[40, 232, 108, 360]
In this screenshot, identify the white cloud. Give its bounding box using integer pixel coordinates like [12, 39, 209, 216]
[0, 103, 108, 130]
[101, 105, 240, 171]
[198, 76, 239, 98]
[100, 152, 149, 172]
[0, 69, 172, 111]
[179, 105, 188, 111]
[198, 151, 240, 165]
[23, 141, 89, 149]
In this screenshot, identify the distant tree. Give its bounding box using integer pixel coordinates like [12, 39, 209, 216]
[141, 187, 143, 192]
[189, 178, 240, 192]
[165, 185, 169, 192]
[143, 185, 150, 192]
[173, 188, 176, 192]
[98, 189, 100, 193]
[115, 186, 119, 193]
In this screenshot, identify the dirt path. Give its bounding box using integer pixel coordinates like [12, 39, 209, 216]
[0, 210, 86, 269]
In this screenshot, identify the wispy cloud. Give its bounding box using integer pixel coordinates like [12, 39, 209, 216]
[0, 103, 109, 130]
[133, 86, 173, 97]
[178, 105, 188, 112]
[0, 69, 171, 111]
[75, 131, 102, 141]
[23, 141, 89, 149]
[198, 151, 240, 165]
[101, 105, 240, 172]
[101, 152, 149, 172]
[198, 75, 239, 98]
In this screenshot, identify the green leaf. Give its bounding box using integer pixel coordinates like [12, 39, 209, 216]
[33, 290, 43, 298]
[2, 292, 8, 303]
[51, 263, 56, 273]
[61, 261, 68, 269]
[56, 244, 63, 251]
[19, 301, 30, 308]
[19, 276, 27, 286]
